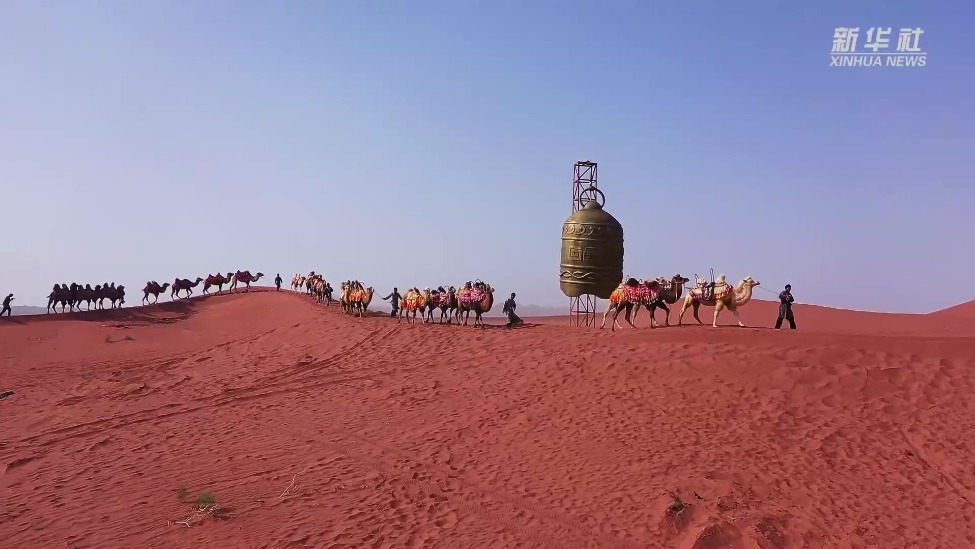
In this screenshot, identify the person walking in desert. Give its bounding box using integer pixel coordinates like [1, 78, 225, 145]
[1, 293, 13, 317]
[774, 284, 796, 329]
[274, 273, 283, 291]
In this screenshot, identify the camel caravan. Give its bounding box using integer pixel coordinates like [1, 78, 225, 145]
[600, 273, 761, 331]
[43, 270, 264, 315]
[395, 282, 494, 327]
[289, 273, 495, 328]
[138, 271, 265, 306]
[47, 282, 126, 313]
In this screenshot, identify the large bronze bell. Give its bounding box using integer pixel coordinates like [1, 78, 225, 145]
[559, 187, 624, 299]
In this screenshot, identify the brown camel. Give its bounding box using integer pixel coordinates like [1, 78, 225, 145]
[142, 281, 171, 304]
[456, 281, 495, 328]
[599, 278, 662, 331]
[95, 284, 126, 309]
[229, 271, 264, 293]
[307, 274, 327, 303]
[94, 283, 117, 310]
[47, 284, 70, 313]
[172, 277, 203, 299]
[678, 275, 760, 328]
[631, 274, 691, 327]
[304, 271, 317, 295]
[421, 288, 447, 324]
[438, 286, 458, 324]
[343, 281, 374, 317]
[74, 284, 97, 311]
[398, 288, 426, 324]
[203, 273, 232, 295]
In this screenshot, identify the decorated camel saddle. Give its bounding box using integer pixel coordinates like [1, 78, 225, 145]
[348, 288, 366, 302]
[345, 282, 366, 302]
[425, 289, 442, 307]
[401, 289, 425, 310]
[610, 278, 662, 304]
[236, 270, 252, 280]
[457, 281, 488, 304]
[690, 274, 731, 301]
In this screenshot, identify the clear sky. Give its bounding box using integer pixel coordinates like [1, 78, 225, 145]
[1, 0, 972, 313]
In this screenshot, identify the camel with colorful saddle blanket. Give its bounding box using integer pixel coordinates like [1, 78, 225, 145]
[678, 275, 760, 328]
[398, 288, 427, 324]
[630, 274, 691, 328]
[420, 287, 454, 324]
[436, 286, 458, 324]
[455, 280, 495, 327]
[599, 277, 662, 331]
[341, 280, 374, 317]
[308, 274, 329, 304]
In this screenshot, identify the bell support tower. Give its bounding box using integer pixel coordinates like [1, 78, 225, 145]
[569, 160, 598, 327]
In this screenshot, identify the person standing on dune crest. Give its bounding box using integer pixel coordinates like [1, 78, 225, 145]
[274, 273, 283, 291]
[1, 293, 12, 317]
[775, 284, 796, 329]
[503, 292, 523, 328]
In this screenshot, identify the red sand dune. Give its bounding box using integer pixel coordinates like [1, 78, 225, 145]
[2, 291, 975, 549]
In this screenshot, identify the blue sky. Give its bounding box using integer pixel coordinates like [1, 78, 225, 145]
[1, 0, 972, 312]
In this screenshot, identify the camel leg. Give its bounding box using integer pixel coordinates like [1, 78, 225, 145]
[609, 304, 629, 331]
[693, 303, 703, 325]
[599, 303, 617, 329]
[728, 303, 745, 327]
[623, 304, 637, 329]
[678, 301, 689, 326]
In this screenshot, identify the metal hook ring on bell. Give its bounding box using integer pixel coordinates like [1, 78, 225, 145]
[578, 186, 606, 208]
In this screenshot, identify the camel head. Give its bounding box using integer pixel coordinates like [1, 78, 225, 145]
[162, 282, 171, 290]
[740, 276, 760, 288]
[195, 277, 203, 283]
[671, 274, 690, 285]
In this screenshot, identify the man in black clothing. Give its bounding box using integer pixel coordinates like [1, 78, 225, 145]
[774, 284, 796, 329]
[502, 292, 523, 328]
[274, 273, 283, 291]
[381, 287, 402, 318]
[1, 293, 12, 317]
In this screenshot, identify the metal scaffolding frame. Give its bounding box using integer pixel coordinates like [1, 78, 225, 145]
[568, 160, 598, 327]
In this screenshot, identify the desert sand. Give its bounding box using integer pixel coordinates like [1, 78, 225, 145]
[2, 289, 975, 549]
